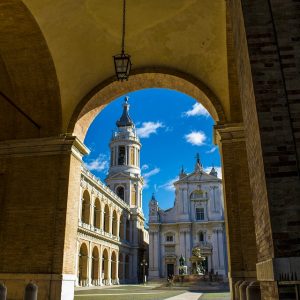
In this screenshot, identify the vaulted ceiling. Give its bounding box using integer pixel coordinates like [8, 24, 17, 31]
[0, 0, 229, 137]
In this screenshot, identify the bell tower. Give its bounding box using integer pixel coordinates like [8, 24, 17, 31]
[106, 96, 143, 213]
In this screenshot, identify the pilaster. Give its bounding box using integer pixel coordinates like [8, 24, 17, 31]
[0, 135, 89, 300]
[215, 123, 257, 298]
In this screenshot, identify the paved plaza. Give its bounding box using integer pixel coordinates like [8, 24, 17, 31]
[74, 284, 230, 300]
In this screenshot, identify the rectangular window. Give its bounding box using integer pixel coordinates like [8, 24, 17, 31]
[196, 208, 205, 220]
[166, 235, 173, 242]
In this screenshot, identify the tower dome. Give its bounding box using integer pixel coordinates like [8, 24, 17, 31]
[106, 97, 143, 213]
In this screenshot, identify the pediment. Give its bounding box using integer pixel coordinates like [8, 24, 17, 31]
[175, 171, 220, 184]
[106, 172, 132, 179]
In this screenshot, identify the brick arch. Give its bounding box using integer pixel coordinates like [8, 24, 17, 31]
[0, 0, 61, 141]
[68, 68, 227, 141]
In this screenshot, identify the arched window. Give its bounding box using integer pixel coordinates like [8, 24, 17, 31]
[118, 146, 125, 165]
[116, 186, 125, 200]
[91, 247, 99, 285]
[78, 243, 88, 286]
[119, 213, 125, 240]
[93, 198, 100, 229]
[81, 190, 90, 224]
[112, 210, 118, 236]
[104, 204, 110, 233]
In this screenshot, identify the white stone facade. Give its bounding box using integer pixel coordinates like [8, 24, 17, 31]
[76, 98, 149, 287]
[148, 157, 227, 279]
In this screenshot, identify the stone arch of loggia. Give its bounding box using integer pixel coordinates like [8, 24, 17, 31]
[68, 67, 258, 299]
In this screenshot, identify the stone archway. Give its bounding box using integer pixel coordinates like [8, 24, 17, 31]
[91, 246, 100, 286]
[78, 243, 88, 287]
[70, 70, 258, 297]
[94, 198, 101, 229]
[1, 1, 298, 298]
[103, 204, 110, 233]
[81, 190, 91, 225]
[102, 248, 109, 283]
[68, 69, 227, 142]
[111, 251, 117, 284]
[112, 210, 118, 237]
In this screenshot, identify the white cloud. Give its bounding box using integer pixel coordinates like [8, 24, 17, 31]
[204, 166, 222, 179]
[206, 146, 218, 154]
[185, 131, 207, 146]
[141, 164, 149, 170]
[159, 176, 179, 191]
[85, 154, 109, 173]
[183, 103, 210, 117]
[136, 121, 164, 138]
[143, 167, 160, 189]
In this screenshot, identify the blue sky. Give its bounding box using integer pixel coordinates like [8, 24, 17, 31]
[83, 88, 221, 223]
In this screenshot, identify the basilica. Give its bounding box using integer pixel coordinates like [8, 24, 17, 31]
[76, 98, 148, 286]
[149, 156, 227, 280]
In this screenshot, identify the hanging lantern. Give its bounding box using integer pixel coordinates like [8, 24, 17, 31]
[113, 52, 132, 81]
[113, 0, 132, 81]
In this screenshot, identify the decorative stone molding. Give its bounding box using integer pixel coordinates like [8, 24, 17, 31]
[256, 257, 300, 282]
[214, 123, 245, 146]
[0, 135, 89, 160]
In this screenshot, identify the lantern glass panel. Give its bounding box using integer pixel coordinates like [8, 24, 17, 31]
[114, 53, 132, 80]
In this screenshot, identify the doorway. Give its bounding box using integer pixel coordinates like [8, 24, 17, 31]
[167, 264, 174, 278]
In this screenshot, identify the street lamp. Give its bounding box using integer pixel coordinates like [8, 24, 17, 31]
[140, 258, 148, 284]
[113, 0, 132, 81]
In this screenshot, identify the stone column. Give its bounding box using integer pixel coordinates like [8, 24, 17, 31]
[115, 255, 119, 284]
[215, 124, 257, 299]
[107, 249, 112, 285]
[109, 207, 113, 235]
[89, 193, 94, 227]
[114, 146, 118, 166]
[122, 254, 126, 282]
[132, 249, 138, 283]
[148, 227, 160, 279]
[212, 230, 219, 272]
[0, 136, 89, 300]
[132, 218, 138, 246]
[100, 204, 104, 230]
[129, 255, 133, 283]
[88, 243, 92, 286]
[116, 213, 120, 239]
[123, 215, 127, 240]
[75, 240, 80, 286]
[99, 245, 103, 286]
[79, 185, 83, 222]
[130, 219, 133, 243]
[218, 229, 225, 271]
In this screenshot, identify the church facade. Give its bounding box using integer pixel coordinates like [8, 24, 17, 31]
[148, 157, 227, 279]
[76, 98, 149, 286]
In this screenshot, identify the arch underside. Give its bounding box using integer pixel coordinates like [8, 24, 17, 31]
[69, 69, 227, 142]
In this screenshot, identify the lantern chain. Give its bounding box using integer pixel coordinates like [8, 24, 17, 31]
[122, 0, 126, 53]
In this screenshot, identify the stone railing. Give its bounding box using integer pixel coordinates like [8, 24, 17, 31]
[79, 221, 120, 242]
[81, 166, 130, 211]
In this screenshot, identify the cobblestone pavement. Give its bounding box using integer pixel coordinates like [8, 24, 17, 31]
[74, 285, 230, 300]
